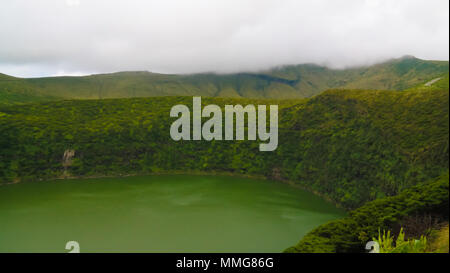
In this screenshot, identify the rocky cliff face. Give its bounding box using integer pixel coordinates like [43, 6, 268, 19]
[62, 149, 75, 168]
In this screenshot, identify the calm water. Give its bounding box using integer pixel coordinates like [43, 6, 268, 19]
[0, 175, 345, 252]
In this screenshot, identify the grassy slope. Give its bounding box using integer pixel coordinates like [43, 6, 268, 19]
[0, 73, 58, 105]
[0, 57, 448, 104]
[338, 57, 449, 90]
[405, 73, 449, 92]
[429, 224, 449, 253]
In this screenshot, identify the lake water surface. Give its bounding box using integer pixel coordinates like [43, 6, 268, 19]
[0, 175, 345, 252]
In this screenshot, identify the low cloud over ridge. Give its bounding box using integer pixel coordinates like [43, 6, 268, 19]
[0, 0, 448, 77]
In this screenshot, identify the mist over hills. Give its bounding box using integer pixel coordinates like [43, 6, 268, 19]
[0, 56, 448, 105]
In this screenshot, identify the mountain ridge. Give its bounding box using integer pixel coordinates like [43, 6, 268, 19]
[0, 56, 448, 105]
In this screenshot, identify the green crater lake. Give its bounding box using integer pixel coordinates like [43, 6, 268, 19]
[0, 175, 345, 253]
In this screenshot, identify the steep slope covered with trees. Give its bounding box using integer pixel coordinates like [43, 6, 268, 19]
[0, 88, 447, 210]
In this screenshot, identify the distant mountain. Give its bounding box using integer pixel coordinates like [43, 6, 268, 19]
[0, 56, 448, 104]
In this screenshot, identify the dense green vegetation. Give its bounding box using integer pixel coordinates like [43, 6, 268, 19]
[0, 56, 448, 104]
[0, 87, 447, 210]
[285, 172, 449, 253]
[374, 228, 428, 253]
[1, 66, 448, 252]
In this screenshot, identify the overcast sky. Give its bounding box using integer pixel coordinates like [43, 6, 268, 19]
[0, 0, 448, 77]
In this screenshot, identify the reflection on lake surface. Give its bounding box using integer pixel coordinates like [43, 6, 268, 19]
[0, 175, 345, 252]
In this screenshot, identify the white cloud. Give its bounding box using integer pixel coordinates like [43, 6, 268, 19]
[0, 0, 448, 77]
[65, 0, 80, 7]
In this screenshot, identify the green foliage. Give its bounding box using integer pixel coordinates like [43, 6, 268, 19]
[287, 172, 449, 253]
[0, 67, 448, 252]
[375, 228, 427, 253]
[0, 88, 448, 210]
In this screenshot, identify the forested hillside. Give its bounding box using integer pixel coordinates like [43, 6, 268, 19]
[0, 88, 447, 210]
[0, 56, 448, 104]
